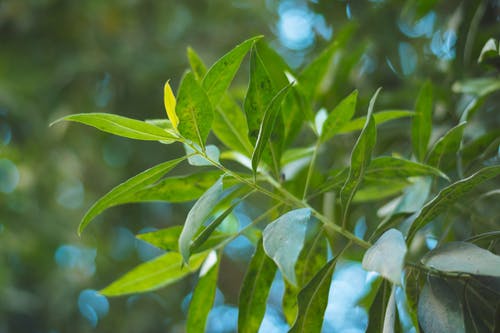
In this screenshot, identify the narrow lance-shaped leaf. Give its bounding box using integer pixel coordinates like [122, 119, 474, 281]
[179, 177, 223, 262]
[412, 81, 433, 161]
[407, 165, 500, 242]
[263, 208, 311, 285]
[251, 84, 292, 174]
[289, 255, 340, 333]
[320, 90, 358, 142]
[238, 238, 277, 333]
[421, 242, 500, 277]
[78, 157, 185, 235]
[340, 88, 380, 226]
[426, 122, 466, 168]
[187, 46, 207, 80]
[164, 81, 179, 130]
[187, 251, 219, 333]
[367, 156, 449, 181]
[51, 113, 179, 142]
[382, 285, 397, 333]
[101, 251, 207, 297]
[176, 71, 213, 148]
[337, 110, 414, 134]
[203, 35, 263, 107]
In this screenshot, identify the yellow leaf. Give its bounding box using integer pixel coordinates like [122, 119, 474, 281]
[164, 81, 179, 130]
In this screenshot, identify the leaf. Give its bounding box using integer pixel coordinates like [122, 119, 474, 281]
[251, 84, 292, 174]
[164, 81, 179, 130]
[281, 146, 315, 166]
[426, 122, 466, 168]
[179, 177, 223, 262]
[186, 251, 219, 333]
[452, 77, 500, 97]
[262, 208, 311, 285]
[176, 71, 213, 147]
[337, 110, 414, 135]
[340, 88, 380, 225]
[100, 251, 207, 297]
[203, 35, 262, 107]
[238, 238, 277, 333]
[184, 144, 220, 166]
[367, 156, 449, 180]
[289, 256, 340, 333]
[320, 90, 358, 142]
[417, 277, 466, 333]
[382, 285, 397, 333]
[407, 165, 500, 242]
[78, 157, 185, 235]
[353, 178, 410, 202]
[421, 242, 500, 277]
[362, 229, 407, 285]
[412, 81, 433, 161]
[187, 46, 207, 80]
[51, 113, 179, 142]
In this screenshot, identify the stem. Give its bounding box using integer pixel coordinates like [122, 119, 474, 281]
[302, 139, 321, 200]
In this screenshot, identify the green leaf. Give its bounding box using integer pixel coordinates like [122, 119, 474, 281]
[176, 71, 214, 147]
[337, 110, 414, 135]
[407, 165, 500, 242]
[340, 88, 380, 225]
[367, 156, 449, 181]
[289, 256, 339, 333]
[426, 122, 466, 169]
[320, 90, 358, 142]
[417, 277, 466, 333]
[187, 46, 207, 80]
[382, 285, 397, 333]
[412, 81, 433, 161]
[101, 251, 207, 296]
[281, 147, 315, 166]
[251, 84, 292, 174]
[452, 77, 500, 97]
[78, 157, 185, 235]
[203, 36, 262, 107]
[184, 144, 220, 166]
[187, 251, 219, 333]
[353, 178, 410, 202]
[362, 229, 407, 285]
[238, 238, 277, 333]
[179, 177, 223, 262]
[421, 242, 500, 277]
[51, 113, 179, 142]
[263, 208, 311, 285]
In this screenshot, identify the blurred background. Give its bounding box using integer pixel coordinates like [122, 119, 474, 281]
[1, 0, 499, 332]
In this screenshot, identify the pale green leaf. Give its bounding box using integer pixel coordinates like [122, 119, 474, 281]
[337, 110, 414, 135]
[382, 285, 396, 333]
[421, 242, 500, 277]
[187, 252, 219, 333]
[452, 77, 500, 97]
[187, 46, 207, 80]
[203, 36, 262, 107]
[101, 251, 207, 296]
[176, 71, 213, 147]
[362, 229, 407, 285]
[184, 144, 220, 166]
[179, 177, 223, 262]
[412, 81, 433, 161]
[426, 122, 466, 169]
[407, 165, 500, 242]
[262, 208, 311, 285]
[238, 239, 277, 333]
[78, 157, 185, 235]
[320, 90, 358, 142]
[51, 113, 179, 142]
[367, 156, 449, 181]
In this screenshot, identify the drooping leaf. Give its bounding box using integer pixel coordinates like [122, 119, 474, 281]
[394, 284, 420, 333]
[426, 122, 466, 169]
[187, 46, 207, 80]
[411, 81, 433, 161]
[367, 156, 449, 181]
[382, 285, 397, 333]
[179, 177, 223, 262]
[262, 208, 311, 285]
[51, 113, 179, 142]
[251, 84, 292, 174]
[362, 229, 407, 285]
[203, 35, 262, 107]
[238, 239, 277, 333]
[289, 256, 339, 333]
[407, 165, 500, 241]
[176, 71, 213, 147]
[186, 251, 219, 333]
[421, 242, 500, 277]
[78, 157, 185, 234]
[337, 110, 414, 135]
[320, 90, 358, 142]
[417, 277, 466, 333]
[101, 251, 207, 297]
[340, 88, 380, 225]
[164, 81, 179, 130]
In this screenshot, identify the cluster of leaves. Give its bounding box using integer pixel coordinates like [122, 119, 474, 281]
[54, 34, 500, 332]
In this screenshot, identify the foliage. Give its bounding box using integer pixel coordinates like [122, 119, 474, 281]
[55, 28, 500, 332]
